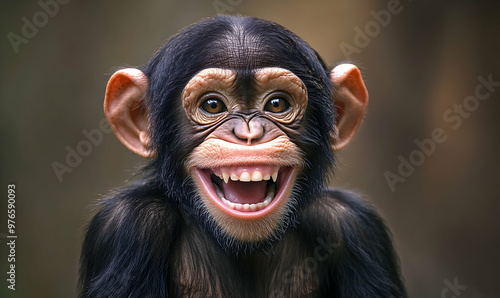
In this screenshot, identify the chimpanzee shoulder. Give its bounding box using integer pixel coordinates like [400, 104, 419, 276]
[299, 188, 407, 297]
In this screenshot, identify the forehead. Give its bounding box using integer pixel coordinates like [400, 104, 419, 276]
[199, 18, 302, 70]
[208, 38, 279, 70]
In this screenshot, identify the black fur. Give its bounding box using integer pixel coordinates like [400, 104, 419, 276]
[80, 15, 406, 297]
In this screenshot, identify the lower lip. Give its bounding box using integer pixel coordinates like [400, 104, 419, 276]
[193, 167, 296, 220]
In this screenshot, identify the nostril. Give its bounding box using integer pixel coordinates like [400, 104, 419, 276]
[232, 128, 246, 141]
[252, 127, 265, 142]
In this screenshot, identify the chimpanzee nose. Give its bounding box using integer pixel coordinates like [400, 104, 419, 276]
[233, 120, 264, 145]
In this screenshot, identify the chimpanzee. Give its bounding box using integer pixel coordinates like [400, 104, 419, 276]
[79, 15, 406, 297]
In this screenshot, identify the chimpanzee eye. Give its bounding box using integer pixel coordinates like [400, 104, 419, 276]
[265, 97, 290, 113]
[201, 98, 227, 114]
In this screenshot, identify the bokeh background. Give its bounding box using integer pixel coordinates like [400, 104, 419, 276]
[1, 0, 499, 297]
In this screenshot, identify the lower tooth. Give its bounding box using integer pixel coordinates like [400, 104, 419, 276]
[213, 183, 225, 199]
[221, 199, 268, 211]
[221, 200, 272, 211]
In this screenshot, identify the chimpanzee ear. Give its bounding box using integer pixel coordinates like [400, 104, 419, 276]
[104, 68, 155, 157]
[329, 64, 369, 152]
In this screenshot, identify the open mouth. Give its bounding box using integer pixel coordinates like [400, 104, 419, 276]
[193, 165, 296, 218]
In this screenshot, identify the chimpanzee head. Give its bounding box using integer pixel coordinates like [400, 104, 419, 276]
[103, 16, 368, 251]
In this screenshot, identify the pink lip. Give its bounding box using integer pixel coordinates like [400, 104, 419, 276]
[192, 166, 297, 220]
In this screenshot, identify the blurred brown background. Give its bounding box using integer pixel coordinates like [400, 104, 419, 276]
[1, 0, 499, 297]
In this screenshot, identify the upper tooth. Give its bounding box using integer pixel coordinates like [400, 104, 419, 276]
[272, 171, 278, 182]
[240, 172, 251, 182]
[221, 169, 278, 182]
[251, 171, 263, 181]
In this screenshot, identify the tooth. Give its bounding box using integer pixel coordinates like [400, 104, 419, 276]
[214, 183, 225, 199]
[263, 174, 270, 180]
[257, 202, 264, 209]
[224, 199, 235, 209]
[267, 183, 276, 194]
[240, 172, 251, 182]
[243, 204, 250, 211]
[231, 174, 239, 181]
[251, 171, 263, 181]
[250, 204, 257, 211]
[222, 172, 229, 183]
[263, 198, 270, 207]
[234, 203, 243, 210]
[272, 171, 278, 182]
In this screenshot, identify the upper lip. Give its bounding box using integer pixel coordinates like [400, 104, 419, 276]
[185, 136, 304, 171]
